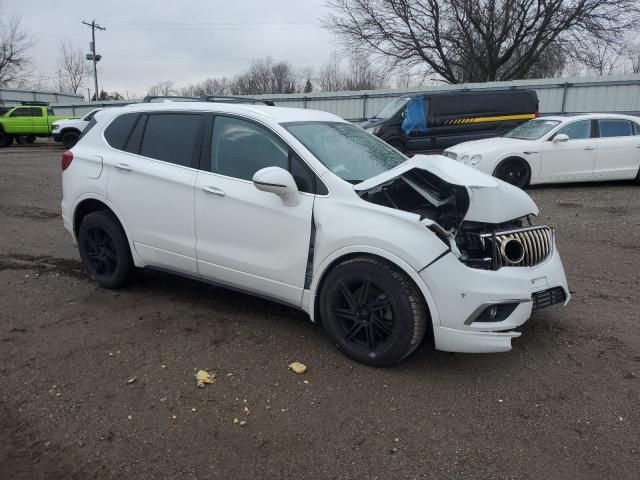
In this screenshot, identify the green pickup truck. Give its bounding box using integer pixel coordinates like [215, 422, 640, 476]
[0, 104, 74, 147]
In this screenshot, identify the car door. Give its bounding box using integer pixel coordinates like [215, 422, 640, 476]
[8, 107, 34, 133]
[593, 119, 640, 180]
[540, 119, 596, 181]
[105, 112, 203, 275]
[194, 115, 315, 306]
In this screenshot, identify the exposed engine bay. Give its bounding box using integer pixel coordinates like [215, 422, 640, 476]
[358, 168, 551, 270]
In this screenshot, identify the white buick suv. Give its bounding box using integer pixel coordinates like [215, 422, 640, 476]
[61, 102, 570, 366]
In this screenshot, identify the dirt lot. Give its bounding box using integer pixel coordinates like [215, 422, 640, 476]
[1, 142, 639, 479]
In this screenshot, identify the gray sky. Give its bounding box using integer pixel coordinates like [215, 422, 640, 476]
[4, 0, 334, 97]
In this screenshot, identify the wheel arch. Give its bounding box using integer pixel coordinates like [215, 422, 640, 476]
[72, 195, 144, 267]
[60, 127, 82, 136]
[308, 246, 440, 334]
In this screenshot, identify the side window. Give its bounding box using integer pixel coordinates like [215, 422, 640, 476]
[599, 120, 632, 138]
[211, 116, 288, 181]
[632, 122, 640, 135]
[30, 107, 43, 117]
[84, 110, 100, 121]
[48, 108, 55, 116]
[140, 113, 201, 167]
[104, 113, 139, 150]
[10, 108, 31, 117]
[555, 120, 591, 140]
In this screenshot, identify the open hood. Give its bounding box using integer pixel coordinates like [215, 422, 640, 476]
[355, 155, 538, 224]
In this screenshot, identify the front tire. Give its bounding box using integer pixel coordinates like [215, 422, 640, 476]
[493, 157, 531, 189]
[319, 256, 428, 367]
[77, 211, 134, 289]
[62, 130, 80, 149]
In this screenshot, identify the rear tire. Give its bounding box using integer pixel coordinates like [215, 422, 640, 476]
[493, 157, 531, 189]
[62, 130, 80, 149]
[77, 211, 134, 289]
[319, 256, 428, 367]
[0, 131, 12, 148]
[25, 135, 36, 144]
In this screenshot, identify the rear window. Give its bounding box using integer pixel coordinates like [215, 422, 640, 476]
[104, 113, 140, 150]
[431, 91, 536, 117]
[139, 113, 201, 167]
[598, 119, 632, 138]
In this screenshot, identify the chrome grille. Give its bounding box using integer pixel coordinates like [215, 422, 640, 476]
[481, 226, 553, 268]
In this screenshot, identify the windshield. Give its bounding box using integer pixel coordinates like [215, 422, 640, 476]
[503, 119, 561, 140]
[283, 121, 407, 183]
[373, 97, 411, 120]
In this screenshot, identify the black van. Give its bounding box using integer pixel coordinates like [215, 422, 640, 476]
[360, 89, 539, 153]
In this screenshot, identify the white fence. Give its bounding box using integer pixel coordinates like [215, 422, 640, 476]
[46, 74, 640, 121]
[0, 88, 83, 108]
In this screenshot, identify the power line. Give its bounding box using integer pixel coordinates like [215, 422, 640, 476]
[82, 20, 106, 100]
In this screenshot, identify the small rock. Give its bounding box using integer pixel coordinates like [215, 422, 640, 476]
[126, 376, 137, 385]
[127, 415, 133, 420]
[239, 420, 247, 427]
[288, 362, 307, 374]
[191, 408, 197, 412]
[233, 417, 239, 424]
[196, 370, 214, 388]
[243, 406, 251, 416]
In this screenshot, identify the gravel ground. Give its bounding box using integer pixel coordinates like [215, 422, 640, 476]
[1, 143, 639, 479]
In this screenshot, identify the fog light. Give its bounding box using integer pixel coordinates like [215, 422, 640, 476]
[488, 305, 498, 320]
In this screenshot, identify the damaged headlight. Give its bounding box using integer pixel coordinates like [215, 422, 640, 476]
[470, 154, 482, 166]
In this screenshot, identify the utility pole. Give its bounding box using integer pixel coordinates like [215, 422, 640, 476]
[82, 20, 106, 100]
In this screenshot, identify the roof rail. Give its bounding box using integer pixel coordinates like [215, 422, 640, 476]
[199, 95, 275, 106]
[20, 101, 50, 106]
[141, 95, 202, 103]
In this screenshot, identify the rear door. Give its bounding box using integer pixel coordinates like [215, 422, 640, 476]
[540, 119, 596, 181]
[105, 112, 203, 275]
[593, 119, 640, 180]
[194, 114, 315, 306]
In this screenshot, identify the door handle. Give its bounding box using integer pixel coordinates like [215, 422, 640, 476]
[201, 186, 225, 197]
[584, 146, 594, 151]
[115, 163, 132, 172]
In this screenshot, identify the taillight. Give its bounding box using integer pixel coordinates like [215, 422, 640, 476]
[61, 150, 73, 171]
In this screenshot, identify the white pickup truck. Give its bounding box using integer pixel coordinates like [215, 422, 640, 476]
[52, 109, 102, 148]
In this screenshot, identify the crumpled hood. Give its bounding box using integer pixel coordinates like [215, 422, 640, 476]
[355, 155, 539, 224]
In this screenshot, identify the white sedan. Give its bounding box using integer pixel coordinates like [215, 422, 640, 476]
[443, 113, 640, 188]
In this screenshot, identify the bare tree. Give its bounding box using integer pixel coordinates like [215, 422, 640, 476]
[629, 44, 640, 74]
[324, 0, 640, 83]
[318, 52, 345, 91]
[56, 41, 89, 94]
[0, 15, 31, 87]
[229, 56, 298, 95]
[147, 80, 175, 96]
[577, 39, 621, 75]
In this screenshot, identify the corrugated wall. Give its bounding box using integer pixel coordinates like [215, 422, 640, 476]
[46, 74, 640, 120]
[0, 88, 83, 107]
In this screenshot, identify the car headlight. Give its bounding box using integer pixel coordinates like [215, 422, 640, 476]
[460, 154, 470, 164]
[51, 124, 60, 131]
[470, 154, 482, 166]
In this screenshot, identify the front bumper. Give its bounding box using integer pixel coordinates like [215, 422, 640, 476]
[419, 245, 569, 353]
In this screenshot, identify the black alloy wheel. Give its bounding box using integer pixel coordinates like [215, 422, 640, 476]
[320, 256, 428, 366]
[330, 276, 396, 354]
[494, 158, 530, 189]
[62, 131, 80, 149]
[77, 211, 133, 288]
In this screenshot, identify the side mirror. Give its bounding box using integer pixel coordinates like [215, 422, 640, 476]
[253, 166, 299, 198]
[552, 133, 569, 143]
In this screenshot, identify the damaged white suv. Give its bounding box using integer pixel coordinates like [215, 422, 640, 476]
[61, 102, 570, 366]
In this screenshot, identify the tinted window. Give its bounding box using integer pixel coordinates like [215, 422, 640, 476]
[104, 113, 139, 150]
[211, 116, 288, 181]
[599, 120, 632, 138]
[84, 109, 101, 121]
[556, 120, 591, 140]
[634, 122, 640, 135]
[30, 107, 43, 117]
[10, 108, 34, 117]
[140, 114, 201, 166]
